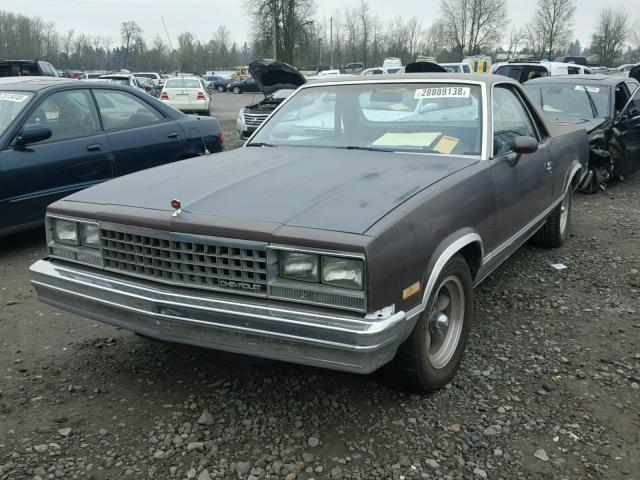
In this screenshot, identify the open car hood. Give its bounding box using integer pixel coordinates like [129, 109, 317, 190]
[629, 65, 640, 83]
[249, 59, 306, 96]
[404, 61, 447, 73]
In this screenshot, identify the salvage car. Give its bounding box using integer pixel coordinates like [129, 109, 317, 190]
[227, 77, 260, 94]
[0, 77, 223, 235]
[492, 61, 592, 83]
[524, 74, 640, 192]
[237, 59, 306, 138]
[30, 74, 587, 391]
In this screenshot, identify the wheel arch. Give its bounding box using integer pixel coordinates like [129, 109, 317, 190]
[412, 230, 483, 318]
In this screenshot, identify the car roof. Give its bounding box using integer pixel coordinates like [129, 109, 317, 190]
[524, 74, 633, 86]
[0, 76, 75, 90]
[307, 72, 519, 86]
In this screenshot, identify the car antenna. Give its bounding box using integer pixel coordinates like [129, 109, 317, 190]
[161, 16, 210, 155]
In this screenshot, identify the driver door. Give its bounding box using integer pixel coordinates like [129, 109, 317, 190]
[490, 85, 554, 243]
[616, 86, 640, 175]
[0, 89, 113, 228]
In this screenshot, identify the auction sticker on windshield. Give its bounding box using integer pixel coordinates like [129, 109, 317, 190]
[414, 87, 470, 99]
[0, 93, 29, 103]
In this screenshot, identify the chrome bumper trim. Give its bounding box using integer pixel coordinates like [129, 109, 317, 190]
[29, 260, 409, 373]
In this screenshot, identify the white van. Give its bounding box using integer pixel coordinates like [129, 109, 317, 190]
[491, 61, 592, 83]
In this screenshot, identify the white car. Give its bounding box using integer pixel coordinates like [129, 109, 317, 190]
[79, 71, 107, 81]
[491, 61, 592, 83]
[361, 68, 388, 76]
[440, 63, 472, 73]
[317, 69, 341, 76]
[133, 72, 164, 87]
[99, 74, 147, 93]
[160, 77, 213, 115]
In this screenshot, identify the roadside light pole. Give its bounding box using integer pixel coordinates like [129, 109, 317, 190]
[330, 16, 333, 70]
[272, 0, 277, 60]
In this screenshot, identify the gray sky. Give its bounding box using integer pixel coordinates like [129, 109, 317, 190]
[9, 0, 621, 48]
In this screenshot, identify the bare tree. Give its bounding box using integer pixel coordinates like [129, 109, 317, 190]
[529, 0, 576, 59]
[507, 27, 525, 57]
[120, 20, 143, 68]
[438, 0, 508, 56]
[630, 18, 640, 52]
[592, 6, 628, 67]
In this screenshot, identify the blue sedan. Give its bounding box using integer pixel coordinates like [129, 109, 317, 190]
[0, 77, 224, 235]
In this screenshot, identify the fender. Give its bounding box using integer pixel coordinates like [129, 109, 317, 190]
[563, 160, 584, 194]
[406, 229, 483, 320]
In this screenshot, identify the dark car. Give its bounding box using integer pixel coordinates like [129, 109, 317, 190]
[0, 60, 58, 77]
[524, 74, 640, 192]
[554, 56, 588, 67]
[30, 74, 586, 392]
[227, 77, 260, 94]
[237, 59, 306, 138]
[202, 75, 229, 93]
[0, 77, 223, 235]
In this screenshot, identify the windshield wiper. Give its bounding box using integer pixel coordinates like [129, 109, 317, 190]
[335, 145, 394, 152]
[246, 142, 278, 147]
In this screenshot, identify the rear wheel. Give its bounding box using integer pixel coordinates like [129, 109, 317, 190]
[217, 85, 225, 92]
[394, 254, 473, 392]
[531, 189, 572, 248]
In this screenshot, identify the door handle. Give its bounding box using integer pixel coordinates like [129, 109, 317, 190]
[167, 132, 180, 139]
[545, 161, 553, 173]
[86, 143, 102, 151]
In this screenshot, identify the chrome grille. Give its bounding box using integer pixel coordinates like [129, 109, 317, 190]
[100, 227, 268, 296]
[244, 112, 269, 128]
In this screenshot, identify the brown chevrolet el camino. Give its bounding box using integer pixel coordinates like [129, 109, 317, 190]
[30, 73, 588, 391]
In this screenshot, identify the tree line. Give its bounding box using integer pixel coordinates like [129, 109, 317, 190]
[1, 0, 639, 74]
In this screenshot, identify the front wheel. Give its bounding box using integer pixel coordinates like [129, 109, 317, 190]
[233, 87, 241, 94]
[531, 189, 572, 248]
[394, 254, 473, 392]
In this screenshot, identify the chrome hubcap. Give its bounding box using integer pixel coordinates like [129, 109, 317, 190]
[427, 276, 464, 369]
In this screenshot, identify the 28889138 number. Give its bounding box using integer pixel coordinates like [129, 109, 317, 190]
[414, 87, 471, 99]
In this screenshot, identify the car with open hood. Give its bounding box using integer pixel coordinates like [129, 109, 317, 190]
[524, 74, 640, 192]
[237, 59, 306, 138]
[30, 73, 587, 391]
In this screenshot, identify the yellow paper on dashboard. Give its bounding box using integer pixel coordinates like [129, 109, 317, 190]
[372, 132, 440, 148]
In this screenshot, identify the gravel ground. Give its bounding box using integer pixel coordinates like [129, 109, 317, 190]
[1, 103, 639, 479]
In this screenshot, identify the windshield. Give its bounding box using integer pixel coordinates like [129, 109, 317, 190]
[271, 89, 296, 100]
[165, 78, 201, 89]
[0, 91, 35, 136]
[524, 84, 611, 120]
[249, 83, 483, 156]
[0, 63, 39, 77]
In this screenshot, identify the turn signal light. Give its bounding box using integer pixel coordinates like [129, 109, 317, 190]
[160, 92, 168, 100]
[197, 92, 206, 100]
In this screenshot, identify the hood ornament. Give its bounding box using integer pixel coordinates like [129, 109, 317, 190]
[171, 198, 182, 217]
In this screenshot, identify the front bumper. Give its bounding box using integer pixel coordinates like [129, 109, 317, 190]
[29, 259, 409, 373]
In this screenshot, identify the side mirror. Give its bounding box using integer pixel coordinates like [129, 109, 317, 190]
[507, 135, 538, 166]
[15, 125, 52, 147]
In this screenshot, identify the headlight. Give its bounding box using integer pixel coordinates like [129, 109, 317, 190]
[279, 251, 319, 282]
[321, 256, 364, 290]
[79, 223, 100, 248]
[52, 219, 78, 245]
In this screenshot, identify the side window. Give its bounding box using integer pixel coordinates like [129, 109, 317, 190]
[568, 66, 580, 75]
[493, 86, 538, 156]
[93, 89, 164, 130]
[24, 90, 100, 143]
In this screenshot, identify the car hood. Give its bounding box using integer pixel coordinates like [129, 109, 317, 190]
[555, 117, 607, 133]
[629, 65, 640, 83]
[63, 147, 477, 235]
[249, 59, 306, 96]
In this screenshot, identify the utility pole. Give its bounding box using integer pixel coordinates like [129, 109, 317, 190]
[272, 0, 277, 60]
[330, 16, 333, 70]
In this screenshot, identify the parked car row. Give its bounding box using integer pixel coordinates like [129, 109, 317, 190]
[1, 57, 638, 392]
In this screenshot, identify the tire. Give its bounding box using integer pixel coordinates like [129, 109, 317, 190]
[531, 189, 572, 248]
[393, 254, 473, 392]
[233, 87, 241, 94]
[217, 85, 225, 92]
